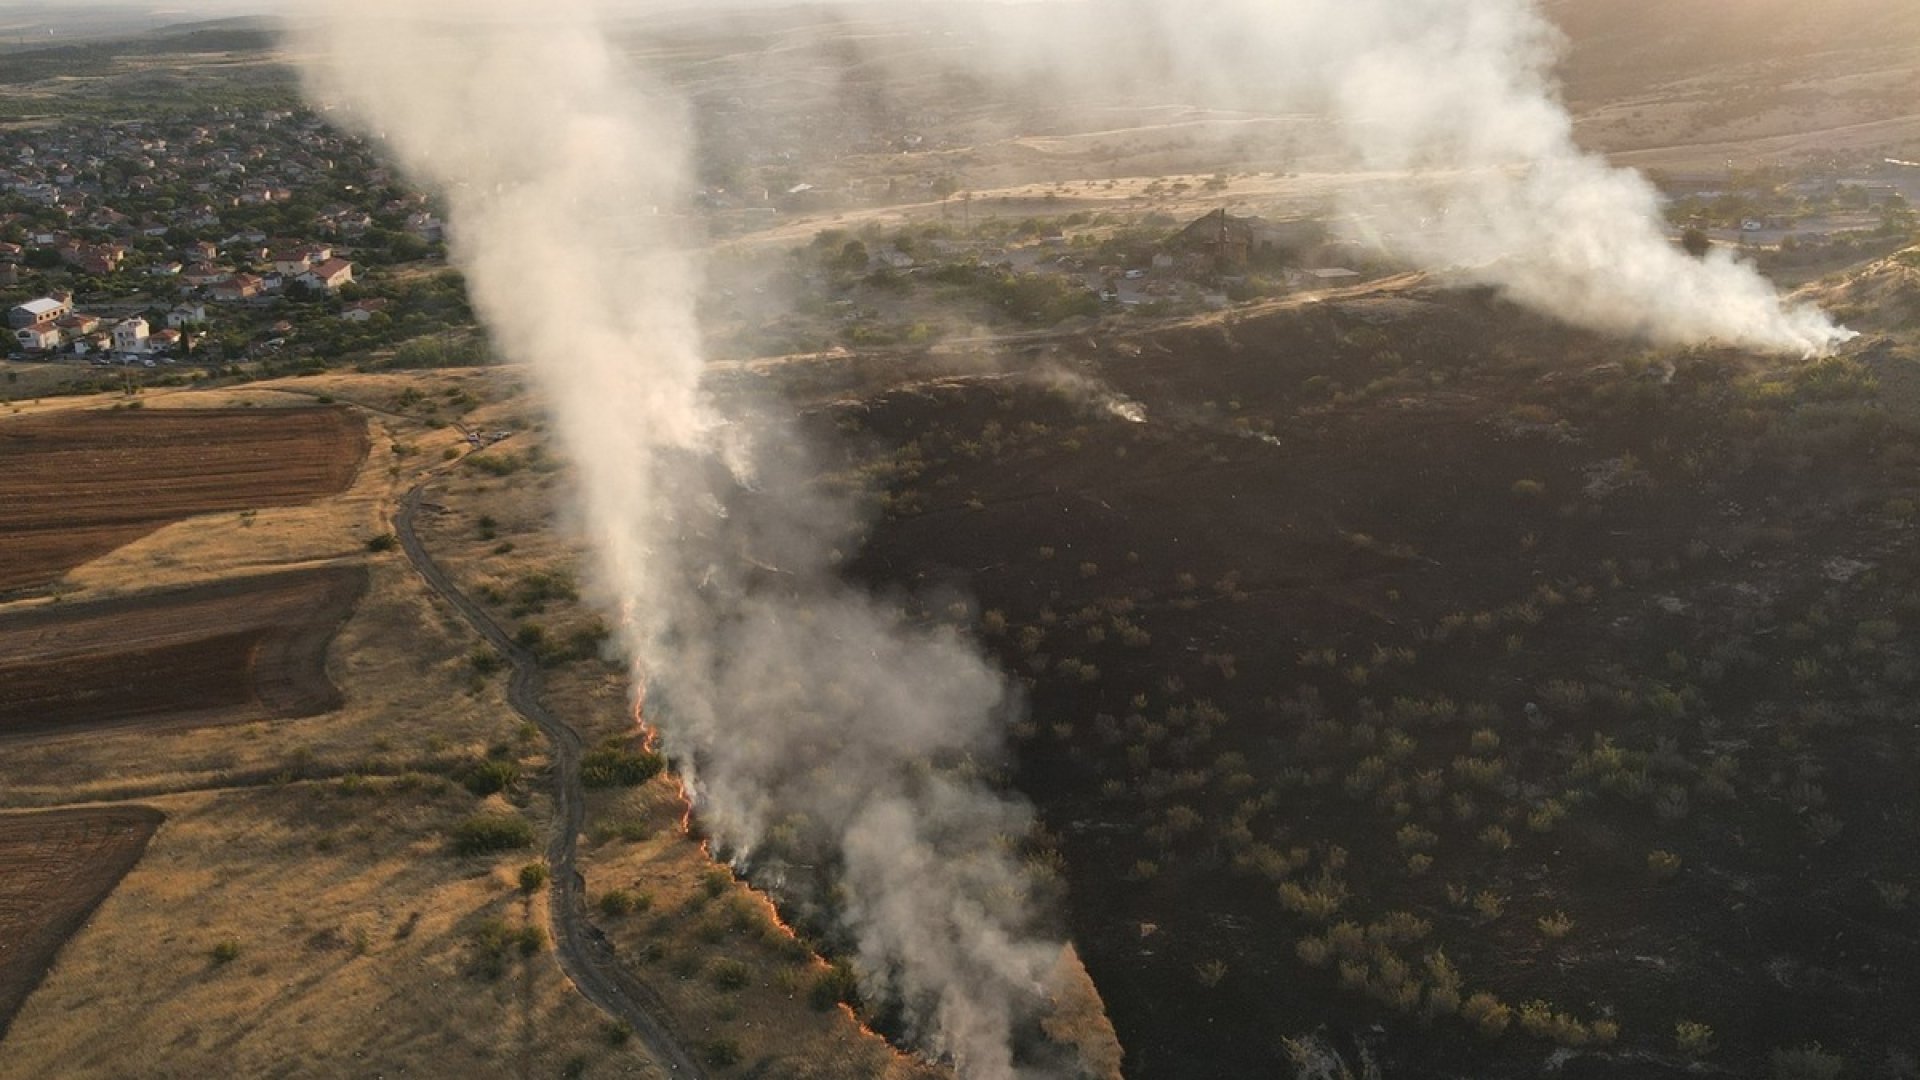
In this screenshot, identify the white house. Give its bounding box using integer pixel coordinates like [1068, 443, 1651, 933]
[167, 303, 208, 329]
[15, 324, 62, 352]
[112, 317, 151, 355]
[339, 298, 389, 323]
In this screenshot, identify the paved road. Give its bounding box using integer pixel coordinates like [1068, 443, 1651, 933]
[394, 484, 707, 1079]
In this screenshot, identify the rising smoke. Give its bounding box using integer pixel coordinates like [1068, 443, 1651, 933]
[290, 3, 1072, 1076]
[291, 1, 1849, 1075]
[905, 0, 1854, 354]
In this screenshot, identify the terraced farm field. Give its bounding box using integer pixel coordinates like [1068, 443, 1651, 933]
[0, 807, 163, 1038]
[0, 406, 368, 594]
[0, 566, 368, 741]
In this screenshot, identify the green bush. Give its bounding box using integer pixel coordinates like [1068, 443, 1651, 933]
[518, 862, 550, 893]
[457, 758, 520, 797]
[581, 742, 666, 789]
[451, 813, 534, 855]
[365, 532, 399, 552]
[209, 940, 241, 966]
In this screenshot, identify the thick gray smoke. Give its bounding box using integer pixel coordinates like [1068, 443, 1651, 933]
[290, 3, 1067, 1076]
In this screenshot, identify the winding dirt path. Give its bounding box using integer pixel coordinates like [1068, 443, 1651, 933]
[394, 484, 708, 1079]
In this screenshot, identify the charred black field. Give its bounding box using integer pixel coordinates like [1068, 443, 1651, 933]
[764, 285, 1920, 1078]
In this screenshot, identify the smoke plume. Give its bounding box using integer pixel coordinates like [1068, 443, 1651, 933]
[825, 0, 1854, 354]
[291, 2, 1070, 1076]
[291, 1, 1850, 1075]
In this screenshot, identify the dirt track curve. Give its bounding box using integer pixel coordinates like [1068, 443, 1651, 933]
[395, 485, 708, 1080]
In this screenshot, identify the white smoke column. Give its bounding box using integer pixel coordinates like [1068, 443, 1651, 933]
[290, 3, 1065, 1077]
[907, 0, 1855, 354]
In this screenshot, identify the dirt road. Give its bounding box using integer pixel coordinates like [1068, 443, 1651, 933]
[393, 485, 707, 1079]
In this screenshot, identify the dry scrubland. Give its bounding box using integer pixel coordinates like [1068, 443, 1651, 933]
[0, 370, 1011, 1079]
[0, 377, 667, 1077]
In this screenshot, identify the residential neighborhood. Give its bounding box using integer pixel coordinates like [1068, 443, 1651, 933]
[0, 107, 451, 368]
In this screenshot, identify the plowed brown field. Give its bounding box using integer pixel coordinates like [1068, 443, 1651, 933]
[0, 566, 367, 740]
[0, 807, 162, 1038]
[0, 406, 369, 594]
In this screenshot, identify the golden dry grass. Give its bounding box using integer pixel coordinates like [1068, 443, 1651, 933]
[0, 782, 657, 1080]
[0, 365, 1118, 1079]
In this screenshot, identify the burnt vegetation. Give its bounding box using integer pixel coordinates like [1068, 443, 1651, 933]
[806, 288, 1920, 1078]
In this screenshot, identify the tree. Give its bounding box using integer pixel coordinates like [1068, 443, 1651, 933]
[1681, 227, 1712, 258]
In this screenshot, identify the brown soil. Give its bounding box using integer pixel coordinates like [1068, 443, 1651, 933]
[0, 806, 163, 1039]
[0, 406, 369, 595]
[0, 566, 367, 741]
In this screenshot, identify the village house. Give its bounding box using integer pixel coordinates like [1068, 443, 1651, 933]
[167, 303, 209, 329]
[70, 332, 111, 358]
[14, 323, 62, 352]
[297, 258, 355, 292]
[55, 312, 104, 338]
[339, 298, 389, 322]
[182, 263, 228, 288]
[112, 317, 151, 355]
[209, 273, 266, 302]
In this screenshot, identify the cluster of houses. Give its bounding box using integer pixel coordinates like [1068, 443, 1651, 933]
[8, 294, 182, 364]
[0, 109, 427, 248]
[164, 238, 356, 302]
[0, 109, 431, 361]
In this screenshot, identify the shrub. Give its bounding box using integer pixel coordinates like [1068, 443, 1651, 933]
[1537, 912, 1575, 940]
[1770, 1044, 1846, 1080]
[518, 862, 550, 893]
[1675, 1021, 1716, 1057]
[704, 1038, 743, 1067]
[457, 758, 520, 797]
[209, 940, 241, 966]
[1461, 993, 1511, 1037]
[469, 918, 542, 977]
[809, 961, 860, 1011]
[451, 813, 534, 855]
[365, 532, 399, 552]
[712, 959, 752, 991]
[581, 741, 666, 788]
[1295, 935, 1334, 968]
[1648, 849, 1684, 881]
[598, 888, 648, 917]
